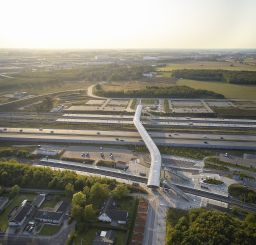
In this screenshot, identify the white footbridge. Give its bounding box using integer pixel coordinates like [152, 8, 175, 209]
[133, 104, 161, 188]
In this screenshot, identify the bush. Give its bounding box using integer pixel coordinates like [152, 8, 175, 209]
[228, 184, 256, 204]
[203, 178, 224, 185]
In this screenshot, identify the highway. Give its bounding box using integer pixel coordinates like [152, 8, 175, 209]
[1, 127, 256, 141]
[57, 117, 256, 129]
[1, 132, 256, 150]
[1, 111, 256, 129]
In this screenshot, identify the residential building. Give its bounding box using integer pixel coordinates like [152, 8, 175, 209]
[98, 197, 128, 225]
[92, 230, 115, 245]
[9, 200, 33, 227]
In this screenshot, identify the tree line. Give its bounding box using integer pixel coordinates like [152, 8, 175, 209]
[95, 85, 224, 99]
[0, 160, 117, 191]
[0, 64, 153, 90]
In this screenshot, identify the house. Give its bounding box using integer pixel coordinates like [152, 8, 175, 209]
[34, 200, 68, 224]
[98, 197, 128, 225]
[92, 230, 115, 245]
[34, 210, 64, 224]
[33, 194, 46, 208]
[9, 200, 33, 227]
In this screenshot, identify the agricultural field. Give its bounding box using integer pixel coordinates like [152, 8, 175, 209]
[158, 60, 256, 72]
[177, 79, 256, 100]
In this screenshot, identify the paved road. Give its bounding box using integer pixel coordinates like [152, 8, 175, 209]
[1, 131, 256, 150]
[143, 196, 157, 245]
[87, 83, 106, 99]
[3, 127, 256, 141]
[56, 117, 256, 129]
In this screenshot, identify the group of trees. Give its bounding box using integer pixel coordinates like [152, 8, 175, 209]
[172, 69, 256, 85]
[228, 184, 256, 204]
[95, 85, 224, 99]
[0, 184, 20, 198]
[0, 160, 117, 192]
[0, 64, 153, 91]
[69, 182, 129, 231]
[0, 161, 130, 225]
[166, 208, 256, 245]
[0, 147, 31, 158]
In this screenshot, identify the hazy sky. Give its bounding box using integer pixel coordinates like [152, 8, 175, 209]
[0, 0, 255, 49]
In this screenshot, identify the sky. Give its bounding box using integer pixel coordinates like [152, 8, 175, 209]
[0, 0, 255, 49]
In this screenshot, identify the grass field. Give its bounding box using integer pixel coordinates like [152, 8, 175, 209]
[39, 224, 61, 236]
[100, 81, 170, 93]
[177, 79, 256, 100]
[41, 195, 64, 209]
[158, 60, 256, 72]
[0, 193, 36, 232]
[141, 99, 156, 105]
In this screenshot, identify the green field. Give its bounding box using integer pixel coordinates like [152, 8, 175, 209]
[39, 224, 61, 236]
[141, 99, 156, 104]
[158, 60, 256, 72]
[0, 193, 36, 232]
[177, 79, 256, 99]
[41, 195, 64, 209]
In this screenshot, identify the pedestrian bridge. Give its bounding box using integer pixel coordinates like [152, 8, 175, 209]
[133, 104, 161, 188]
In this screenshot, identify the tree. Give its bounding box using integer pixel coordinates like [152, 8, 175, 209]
[65, 183, 75, 198]
[83, 204, 96, 222]
[166, 208, 256, 245]
[90, 183, 109, 206]
[10, 184, 20, 198]
[71, 204, 83, 221]
[72, 192, 86, 207]
[0, 186, 4, 195]
[112, 184, 129, 199]
[82, 186, 90, 196]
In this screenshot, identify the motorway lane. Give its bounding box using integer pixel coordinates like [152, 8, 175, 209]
[1, 132, 256, 149]
[56, 117, 256, 129]
[63, 113, 256, 124]
[2, 127, 256, 141]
